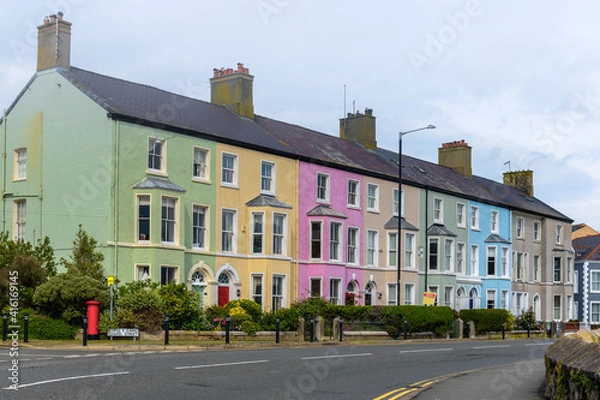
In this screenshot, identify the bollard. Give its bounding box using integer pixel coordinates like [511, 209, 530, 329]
[225, 315, 230, 344]
[2, 314, 7, 341]
[339, 318, 344, 342]
[82, 316, 88, 347]
[23, 313, 29, 343]
[527, 323, 531, 338]
[404, 319, 408, 340]
[164, 314, 170, 345]
[275, 316, 280, 344]
[310, 318, 315, 342]
[502, 323, 505, 340]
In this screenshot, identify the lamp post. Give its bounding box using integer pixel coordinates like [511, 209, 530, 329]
[397, 125, 436, 307]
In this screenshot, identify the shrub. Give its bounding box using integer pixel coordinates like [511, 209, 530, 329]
[240, 320, 259, 336]
[459, 309, 513, 334]
[158, 283, 202, 330]
[19, 310, 77, 340]
[116, 281, 164, 334]
[514, 307, 541, 330]
[97, 310, 120, 334]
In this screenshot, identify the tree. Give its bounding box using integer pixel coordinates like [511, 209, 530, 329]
[0, 233, 56, 311]
[60, 225, 104, 281]
[32, 226, 108, 325]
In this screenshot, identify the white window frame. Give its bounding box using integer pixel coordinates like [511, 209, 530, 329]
[501, 290, 509, 310]
[388, 232, 398, 268]
[251, 274, 263, 307]
[470, 206, 479, 230]
[533, 221, 541, 241]
[317, 173, 330, 203]
[501, 247, 509, 277]
[137, 195, 151, 242]
[329, 278, 342, 305]
[260, 160, 276, 195]
[193, 147, 209, 181]
[387, 283, 398, 306]
[427, 285, 439, 306]
[393, 188, 404, 216]
[516, 217, 524, 239]
[444, 239, 454, 272]
[251, 212, 264, 254]
[160, 265, 178, 285]
[161, 196, 178, 244]
[367, 230, 378, 267]
[553, 257, 561, 282]
[13, 200, 26, 241]
[591, 271, 600, 293]
[487, 246, 496, 276]
[556, 225, 563, 245]
[533, 255, 540, 281]
[310, 221, 322, 259]
[347, 227, 359, 265]
[367, 183, 379, 212]
[470, 244, 479, 276]
[272, 213, 287, 256]
[404, 283, 415, 305]
[490, 210, 499, 234]
[405, 232, 416, 269]
[433, 197, 443, 224]
[14, 148, 27, 180]
[487, 289, 496, 309]
[148, 137, 164, 173]
[221, 152, 238, 187]
[429, 238, 439, 270]
[221, 208, 237, 253]
[456, 203, 466, 228]
[456, 242, 465, 274]
[136, 265, 150, 281]
[192, 204, 207, 250]
[444, 286, 453, 307]
[329, 221, 343, 262]
[347, 179, 360, 208]
[272, 274, 286, 311]
[591, 302, 600, 324]
[310, 277, 322, 298]
[553, 295, 562, 321]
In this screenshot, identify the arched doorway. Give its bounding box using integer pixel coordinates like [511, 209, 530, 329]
[469, 287, 479, 309]
[456, 287, 466, 310]
[533, 294, 541, 321]
[190, 270, 206, 307]
[346, 280, 359, 305]
[365, 281, 375, 306]
[218, 273, 231, 306]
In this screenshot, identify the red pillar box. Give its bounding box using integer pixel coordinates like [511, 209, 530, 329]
[86, 300, 101, 340]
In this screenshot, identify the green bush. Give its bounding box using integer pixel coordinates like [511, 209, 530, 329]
[158, 283, 202, 330]
[97, 310, 120, 334]
[116, 281, 164, 333]
[19, 310, 77, 340]
[240, 320, 258, 335]
[459, 309, 513, 334]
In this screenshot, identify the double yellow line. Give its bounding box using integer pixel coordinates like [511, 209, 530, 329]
[373, 377, 443, 400]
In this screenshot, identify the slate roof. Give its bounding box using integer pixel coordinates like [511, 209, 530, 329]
[6, 65, 572, 223]
[246, 195, 293, 209]
[384, 216, 419, 231]
[484, 233, 511, 244]
[573, 234, 600, 262]
[306, 205, 348, 218]
[132, 177, 186, 192]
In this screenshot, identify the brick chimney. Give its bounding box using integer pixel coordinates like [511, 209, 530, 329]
[210, 63, 254, 119]
[37, 12, 72, 71]
[339, 108, 377, 149]
[503, 170, 534, 196]
[438, 140, 472, 177]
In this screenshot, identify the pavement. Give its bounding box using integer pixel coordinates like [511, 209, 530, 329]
[409, 360, 546, 400]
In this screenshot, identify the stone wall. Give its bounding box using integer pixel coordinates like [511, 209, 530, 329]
[544, 329, 600, 399]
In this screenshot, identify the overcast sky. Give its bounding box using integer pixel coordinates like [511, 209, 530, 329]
[2, 1, 600, 230]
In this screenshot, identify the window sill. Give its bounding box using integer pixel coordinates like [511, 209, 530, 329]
[192, 177, 211, 185]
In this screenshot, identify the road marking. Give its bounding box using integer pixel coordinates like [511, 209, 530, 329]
[398, 348, 453, 353]
[3, 371, 130, 389]
[175, 360, 269, 370]
[388, 388, 417, 399]
[472, 345, 510, 349]
[525, 343, 550, 346]
[301, 352, 372, 360]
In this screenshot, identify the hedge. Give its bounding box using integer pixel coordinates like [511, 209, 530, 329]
[459, 309, 514, 334]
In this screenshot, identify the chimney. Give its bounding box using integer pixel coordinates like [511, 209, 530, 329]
[339, 108, 377, 149]
[37, 12, 72, 71]
[210, 63, 254, 119]
[438, 140, 473, 177]
[503, 170, 534, 196]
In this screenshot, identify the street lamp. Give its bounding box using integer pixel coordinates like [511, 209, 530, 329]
[397, 125, 436, 307]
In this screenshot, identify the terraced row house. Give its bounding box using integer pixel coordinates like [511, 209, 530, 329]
[0, 14, 574, 321]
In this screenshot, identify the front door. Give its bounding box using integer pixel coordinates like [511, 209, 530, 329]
[218, 286, 229, 306]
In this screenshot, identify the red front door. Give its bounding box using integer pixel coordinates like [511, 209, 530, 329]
[218, 286, 229, 306]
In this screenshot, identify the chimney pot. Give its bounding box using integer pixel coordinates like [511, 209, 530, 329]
[49, 14, 57, 23]
[57, 12, 64, 21]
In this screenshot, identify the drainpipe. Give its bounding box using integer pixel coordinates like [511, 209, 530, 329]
[2, 109, 7, 232]
[113, 119, 120, 280]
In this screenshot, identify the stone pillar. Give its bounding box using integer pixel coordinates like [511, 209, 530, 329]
[315, 316, 325, 341]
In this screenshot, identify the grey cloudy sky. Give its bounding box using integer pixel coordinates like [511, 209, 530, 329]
[2, 1, 600, 230]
